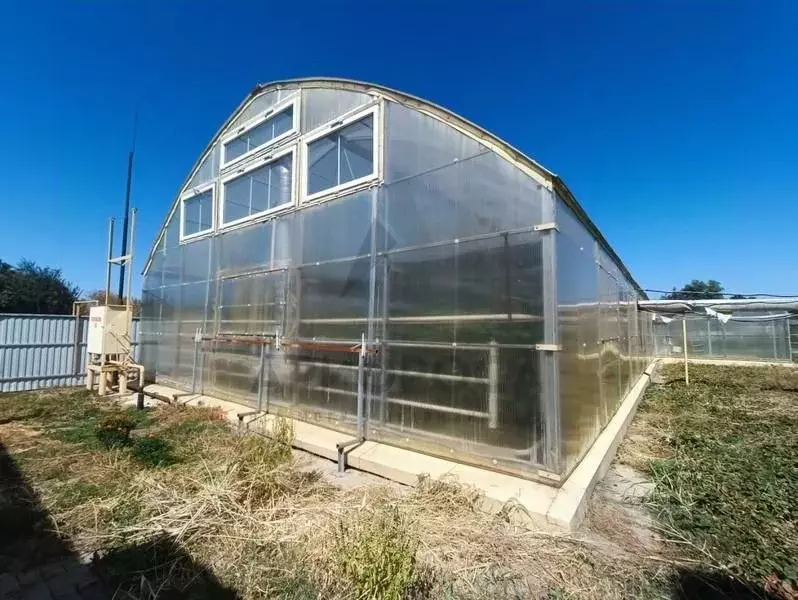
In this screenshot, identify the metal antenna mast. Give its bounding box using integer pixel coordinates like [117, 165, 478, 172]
[118, 107, 138, 300]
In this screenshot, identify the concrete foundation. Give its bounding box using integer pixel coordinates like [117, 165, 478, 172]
[139, 361, 656, 530]
[661, 357, 797, 368]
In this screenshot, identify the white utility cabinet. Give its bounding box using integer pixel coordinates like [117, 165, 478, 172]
[87, 305, 130, 356]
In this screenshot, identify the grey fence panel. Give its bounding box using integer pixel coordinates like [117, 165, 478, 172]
[0, 314, 141, 393]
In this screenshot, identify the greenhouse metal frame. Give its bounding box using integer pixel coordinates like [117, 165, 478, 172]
[141, 78, 654, 484]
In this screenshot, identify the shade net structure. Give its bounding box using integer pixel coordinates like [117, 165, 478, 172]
[141, 79, 653, 483]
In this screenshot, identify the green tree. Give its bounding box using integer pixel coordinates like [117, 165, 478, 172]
[0, 259, 81, 314]
[83, 289, 141, 317]
[663, 279, 725, 300]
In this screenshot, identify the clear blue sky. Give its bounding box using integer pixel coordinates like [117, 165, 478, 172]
[0, 1, 796, 297]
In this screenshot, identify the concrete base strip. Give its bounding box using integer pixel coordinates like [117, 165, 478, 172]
[142, 362, 655, 531]
[661, 357, 797, 368]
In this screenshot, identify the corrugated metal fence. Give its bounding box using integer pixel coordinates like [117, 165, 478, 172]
[0, 314, 141, 393]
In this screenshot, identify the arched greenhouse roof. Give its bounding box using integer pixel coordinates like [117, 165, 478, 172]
[143, 77, 644, 297]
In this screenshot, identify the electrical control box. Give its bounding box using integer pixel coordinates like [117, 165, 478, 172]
[87, 305, 130, 356]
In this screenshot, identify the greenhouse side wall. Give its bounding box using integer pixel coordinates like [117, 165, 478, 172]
[141, 85, 563, 481]
[556, 197, 653, 475]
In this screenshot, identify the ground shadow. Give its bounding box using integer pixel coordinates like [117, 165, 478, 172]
[93, 534, 240, 600]
[0, 439, 236, 599]
[0, 439, 74, 572]
[670, 568, 783, 600]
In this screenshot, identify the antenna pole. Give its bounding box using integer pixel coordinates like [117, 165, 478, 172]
[118, 108, 138, 300]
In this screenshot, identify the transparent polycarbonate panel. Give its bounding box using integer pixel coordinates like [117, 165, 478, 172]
[378, 152, 545, 252]
[162, 244, 182, 288]
[181, 237, 212, 284]
[140, 286, 161, 379]
[218, 271, 285, 336]
[300, 190, 372, 263]
[222, 154, 293, 224]
[146, 251, 165, 289]
[223, 104, 294, 164]
[597, 253, 623, 423]
[383, 233, 544, 345]
[205, 341, 260, 407]
[265, 346, 360, 436]
[228, 90, 279, 131]
[384, 102, 486, 183]
[218, 220, 273, 277]
[297, 258, 371, 341]
[182, 190, 213, 236]
[156, 284, 181, 384]
[188, 143, 220, 189]
[556, 198, 603, 473]
[164, 210, 181, 250]
[369, 343, 545, 475]
[307, 114, 374, 195]
[273, 211, 298, 269]
[301, 87, 371, 133]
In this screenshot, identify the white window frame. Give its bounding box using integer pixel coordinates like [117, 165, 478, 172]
[219, 144, 297, 230]
[179, 182, 215, 242]
[301, 104, 381, 204]
[220, 94, 299, 169]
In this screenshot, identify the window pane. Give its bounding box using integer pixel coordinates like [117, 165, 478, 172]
[307, 114, 374, 195]
[224, 105, 294, 164]
[223, 154, 293, 225]
[183, 190, 212, 236]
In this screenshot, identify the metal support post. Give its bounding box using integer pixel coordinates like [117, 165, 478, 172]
[356, 332, 366, 440]
[105, 218, 115, 305]
[539, 187, 561, 473]
[257, 341, 266, 412]
[191, 328, 201, 393]
[771, 321, 778, 359]
[488, 340, 499, 429]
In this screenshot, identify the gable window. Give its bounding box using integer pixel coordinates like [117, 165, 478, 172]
[180, 184, 214, 241]
[222, 96, 298, 167]
[220, 147, 295, 228]
[302, 105, 379, 202]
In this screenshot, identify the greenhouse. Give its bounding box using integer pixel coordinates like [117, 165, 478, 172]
[141, 78, 654, 484]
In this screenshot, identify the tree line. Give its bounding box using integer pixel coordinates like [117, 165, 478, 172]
[0, 259, 140, 316]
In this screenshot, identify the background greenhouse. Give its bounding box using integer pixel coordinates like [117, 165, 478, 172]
[141, 78, 654, 482]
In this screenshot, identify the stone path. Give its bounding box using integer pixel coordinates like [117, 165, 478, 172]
[0, 557, 108, 600]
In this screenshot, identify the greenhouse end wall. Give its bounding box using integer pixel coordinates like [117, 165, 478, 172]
[142, 80, 653, 483]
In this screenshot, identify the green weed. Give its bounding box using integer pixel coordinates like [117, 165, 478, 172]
[130, 435, 176, 468]
[333, 506, 431, 600]
[643, 364, 798, 589]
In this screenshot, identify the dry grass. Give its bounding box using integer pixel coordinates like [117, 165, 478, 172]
[0, 389, 671, 600]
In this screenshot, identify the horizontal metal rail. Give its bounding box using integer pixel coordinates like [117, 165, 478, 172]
[300, 384, 491, 420]
[384, 339, 539, 351]
[377, 223, 542, 257]
[0, 341, 139, 349]
[0, 373, 87, 384]
[297, 313, 542, 325]
[294, 359, 489, 384]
